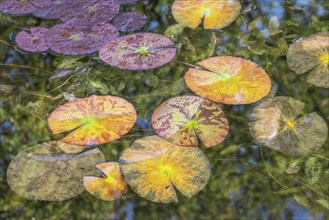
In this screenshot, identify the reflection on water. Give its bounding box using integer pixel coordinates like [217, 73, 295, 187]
[1, 0, 329, 219]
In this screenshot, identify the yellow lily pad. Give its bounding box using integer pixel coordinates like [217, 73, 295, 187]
[7, 141, 105, 201]
[184, 56, 272, 104]
[250, 96, 328, 156]
[172, 0, 241, 29]
[119, 136, 211, 203]
[287, 32, 329, 88]
[151, 95, 229, 147]
[48, 95, 137, 146]
[83, 162, 127, 201]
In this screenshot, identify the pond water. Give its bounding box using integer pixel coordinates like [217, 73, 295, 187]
[0, 0, 328, 219]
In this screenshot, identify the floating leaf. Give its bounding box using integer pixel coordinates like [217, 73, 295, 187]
[250, 96, 328, 156]
[62, 0, 120, 25]
[184, 56, 272, 104]
[113, 12, 147, 32]
[0, 0, 51, 15]
[119, 136, 211, 203]
[15, 27, 49, 52]
[48, 95, 137, 146]
[151, 95, 229, 147]
[287, 32, 329, 88]
[83, 162, 127, 201]
[99, 33, 177, 70]
[7, 141, 105, 201]
[46, 23, 119, 55]
[172, 0, 241, 29]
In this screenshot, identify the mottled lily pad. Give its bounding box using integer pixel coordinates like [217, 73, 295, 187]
[83, 162, 127, 201]
[119, 136, 211, 203]
[151, 95, 229, 147]
[119, 0, 138, 5]
[33, 0, 72, 20]
[287, 32, 329, 88]
[7, 141, 105, 201]
[60, 0, 120, 25]
[0, 0, 51, 15]
[15, 27, 49, 52]
[250, 96, 328, 156]
[184, 56, 272, 104]
[172, 0, 241, 29]
[99, 33, 177, 70]
[113, 12, 147, 32]
[48, 95, 137, 146]
[46, 23, 119, 55]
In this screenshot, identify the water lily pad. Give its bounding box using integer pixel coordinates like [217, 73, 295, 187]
[60, 0, 120, 25]
[151, 95, 229, 147]
[119, 136, 211, 203]
[15, 27, 49, 52]
[99, 33, 177, 70]
[33, 0, 72, 20]
[172, 0, 241, 29]
[287, 32, 329, 88]
[7, 141, 105, 201]
[184, 56, 272, 104]
[45, 23, 119, 55]
[83, 162, 127, 201]
[113, 12, 147, 32]
[250, 96, 328, 156]
[48, 95, 137, 146]
[0, 0, 51, 15]
[119, 0, 137, 4]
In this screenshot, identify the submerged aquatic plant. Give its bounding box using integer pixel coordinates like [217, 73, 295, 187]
[6, 141, 105, 201]
[113, 12, 147, 32]
[250, 96, 328, 156]
[119, 136, 211, 203]
[99, 33, 177, 70]
[172, 0, 241, 29]
[287, 32, 329, 88]
[184, 56, 272, 104]
[83, 162, 127, 201]
[15, 27, 49, 52]
[48, 95, 137, 146]
[45, 23, 119, 55]
[151, 95, 229, 147]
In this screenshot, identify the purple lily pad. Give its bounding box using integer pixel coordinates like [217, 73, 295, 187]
[32, 0, 73, 20]
[46, 23, 119, 55]
[0, 0, 52, 15]
[99, 33, 177, 70]
[119, 0, 138, 5]
[60, 0, 120, 25]
[15, 27, 49, 52]
[113, 12, 147, 32]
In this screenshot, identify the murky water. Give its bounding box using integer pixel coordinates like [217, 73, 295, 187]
[1, 0, 328, 219]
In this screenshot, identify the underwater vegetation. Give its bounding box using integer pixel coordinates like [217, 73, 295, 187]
[0, 0, 329, 219]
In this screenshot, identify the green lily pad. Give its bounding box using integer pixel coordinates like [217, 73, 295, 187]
[7, 141, 105, 201]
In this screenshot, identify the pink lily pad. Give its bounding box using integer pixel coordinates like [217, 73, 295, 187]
[113, 12, 147, 32]
[46, 23, 119, 55]
[99, 33, 177, 70]
[15, 27, 49, 52]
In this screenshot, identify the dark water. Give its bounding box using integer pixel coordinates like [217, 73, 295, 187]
[1, 0, 329, 219]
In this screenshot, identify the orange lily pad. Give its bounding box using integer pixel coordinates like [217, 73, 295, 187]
[172, 0, 241, 29]
[151, 95, 229, 147]
[119, 136, 211, 203]
[287, 32, 329, 88]
[250, 96, 328, 156]
[48, 95, 137, 146]
[184, 56, 272, 104]
[83, 162, 127, 201]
